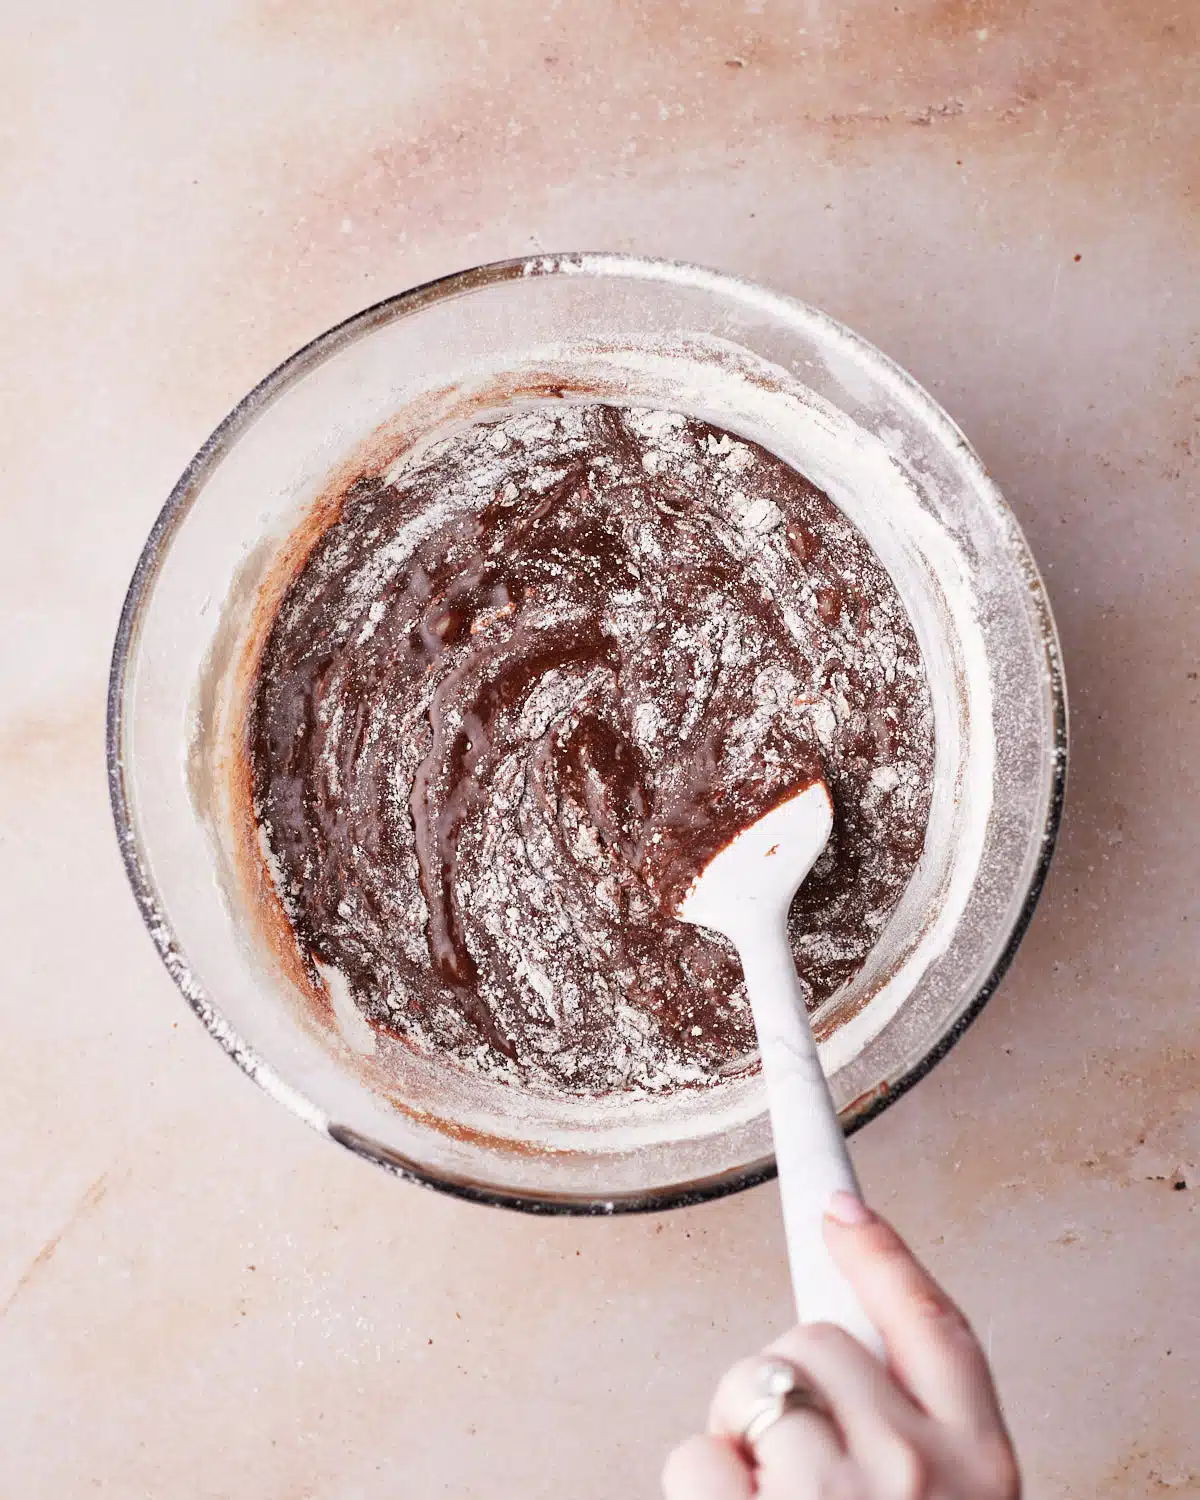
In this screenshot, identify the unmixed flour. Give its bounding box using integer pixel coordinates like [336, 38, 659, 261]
[248, 403, 934, 1095]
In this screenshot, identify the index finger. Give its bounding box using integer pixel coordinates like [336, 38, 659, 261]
[823, 1193, 1007, 1436]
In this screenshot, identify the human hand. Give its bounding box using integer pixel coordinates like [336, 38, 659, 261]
[662, 1193, 1020, 1499]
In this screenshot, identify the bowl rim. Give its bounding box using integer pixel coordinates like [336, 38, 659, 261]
[106, 250, 1068, 1216]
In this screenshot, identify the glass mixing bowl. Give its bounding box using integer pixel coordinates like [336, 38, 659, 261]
[107, 254, 1066, 1213]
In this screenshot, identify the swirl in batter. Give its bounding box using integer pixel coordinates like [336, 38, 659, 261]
[250, 404, 933, 1094]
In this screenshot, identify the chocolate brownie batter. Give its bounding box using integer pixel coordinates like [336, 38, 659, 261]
[249, 404, 934, 1094]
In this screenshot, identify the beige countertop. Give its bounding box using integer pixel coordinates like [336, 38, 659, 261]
[1, 2, 1196, 1495]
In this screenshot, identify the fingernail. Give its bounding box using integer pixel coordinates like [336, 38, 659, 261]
[825, 1190, 873, 1226]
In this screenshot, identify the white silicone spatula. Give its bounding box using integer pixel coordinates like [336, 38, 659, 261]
[678, 780, 884, 1356]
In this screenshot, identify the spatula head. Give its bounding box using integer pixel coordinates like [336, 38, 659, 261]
[676, 780, 834, 942]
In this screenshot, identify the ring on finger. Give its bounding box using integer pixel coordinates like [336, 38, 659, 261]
[736, 1356, 834, 1452]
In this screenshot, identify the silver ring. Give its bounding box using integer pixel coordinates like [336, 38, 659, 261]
[738, 1357, 832, 1450]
